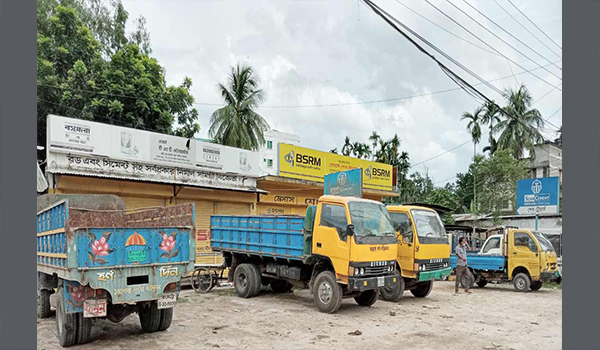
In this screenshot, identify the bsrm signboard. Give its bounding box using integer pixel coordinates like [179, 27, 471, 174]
[516, 177, 560, 215]
[324, 168, 362, 197]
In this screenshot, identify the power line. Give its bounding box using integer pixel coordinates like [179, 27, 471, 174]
[493, 0, 562, 60]
[446, 0, 562, 82]
[423, 0, 561, 91]
[546, 106, 562, 122]
[462, 0, 562, 72]
[394, 0, 502, 57]
[507, 0, 562, 50]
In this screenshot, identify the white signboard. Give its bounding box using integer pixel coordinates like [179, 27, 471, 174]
[150, 133, 195, 167]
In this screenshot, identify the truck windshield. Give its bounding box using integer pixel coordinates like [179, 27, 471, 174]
[348, 201, 397, 245]
[410, 209, 448, 244]
[533, 232, 555, 252]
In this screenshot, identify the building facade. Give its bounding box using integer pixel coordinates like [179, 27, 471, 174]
[259, 129, 301, 176]
[527, 141, 562, 182]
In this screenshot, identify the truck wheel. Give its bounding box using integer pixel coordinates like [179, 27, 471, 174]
[513, 273, 531, 292]
[248, 264, 263, 297]
[530, 281, 543, 291]
[354, 290, 379, 307]
[76, 313, 92, 344]
[234, 264, 259, 298]
[476, 280, 488, 288]
[157, 308, 174, 331]
[139, 301, 161, 333]
[56, 288, 78, 347]
[38, 289, 53, 319]
[313, 271, 343, 314]
[460, 273, 474, 289]
[411, 281, 434, 298]
[270, 279, 294, 293]
[380, 272, 404, 302]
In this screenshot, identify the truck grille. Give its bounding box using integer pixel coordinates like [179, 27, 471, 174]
[424, 262, 445, 271]
[364, 266, 389, 276]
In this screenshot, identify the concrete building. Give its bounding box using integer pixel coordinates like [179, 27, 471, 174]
[525, 141, 562, 182]
[259, 129, 301, 176]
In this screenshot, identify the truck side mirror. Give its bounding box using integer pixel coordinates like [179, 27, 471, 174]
[346, 224, 355, 236]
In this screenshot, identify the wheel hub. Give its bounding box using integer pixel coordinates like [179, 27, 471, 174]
[318, 282, 333, 304]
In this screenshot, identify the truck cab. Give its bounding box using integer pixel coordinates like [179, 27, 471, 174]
[379, 205, 451, 301]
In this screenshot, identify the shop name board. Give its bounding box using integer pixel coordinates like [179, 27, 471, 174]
[47, 115, 260, 178]
[259, 194, 319, 206]
[278, 143, 393, 191]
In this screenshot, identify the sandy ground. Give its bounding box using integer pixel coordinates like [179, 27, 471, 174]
[37, 281, 561, 350]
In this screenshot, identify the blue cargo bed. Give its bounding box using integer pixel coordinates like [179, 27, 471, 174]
[450, 253, 506, 271]
[210, 215, 305, 260]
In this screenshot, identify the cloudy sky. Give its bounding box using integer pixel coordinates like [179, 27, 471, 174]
[122, 0, 562, 185]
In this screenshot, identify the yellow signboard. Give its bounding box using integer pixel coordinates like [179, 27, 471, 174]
[278, 143, 393, 192]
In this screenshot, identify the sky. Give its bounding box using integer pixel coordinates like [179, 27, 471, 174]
[122, 0, 562, 186]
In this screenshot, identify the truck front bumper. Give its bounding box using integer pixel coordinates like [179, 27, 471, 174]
[539, 270, 560, 282]
[418, 267, 453, 282]
[348, 274, 398, 292]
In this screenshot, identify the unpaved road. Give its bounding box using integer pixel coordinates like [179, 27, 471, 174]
[37, 281, 561, 350]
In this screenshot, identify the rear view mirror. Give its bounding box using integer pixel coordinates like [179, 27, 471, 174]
[346, 224, 355, 236]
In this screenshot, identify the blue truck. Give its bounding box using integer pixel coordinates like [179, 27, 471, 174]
[37, 194, 196, 347]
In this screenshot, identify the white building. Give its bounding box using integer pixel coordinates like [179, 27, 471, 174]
[259, 130, 301, 176]
[527, 141, 562, 182]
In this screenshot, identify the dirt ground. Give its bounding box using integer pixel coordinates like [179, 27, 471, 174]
[37, 281, 561, 350]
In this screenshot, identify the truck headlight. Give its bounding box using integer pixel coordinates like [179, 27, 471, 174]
[361, 267, 366, 276]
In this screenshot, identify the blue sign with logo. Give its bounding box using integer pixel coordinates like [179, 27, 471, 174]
[516, 177, 560, 215]
[324, 168, 363, 197]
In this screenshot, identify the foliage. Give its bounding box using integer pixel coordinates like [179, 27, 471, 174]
[425, 185, 462, 224]
[461, 105, 485, 145]
[37, 1, 200, 147]
[209, 63, 270, 151]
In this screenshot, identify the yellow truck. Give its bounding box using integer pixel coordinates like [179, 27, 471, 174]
[210, 195, 400, 313]
[450, 226, 560, 292]
[379, 205, 451, 301]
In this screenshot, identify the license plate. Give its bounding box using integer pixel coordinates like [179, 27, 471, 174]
[83, 299, 107, 318]
[377, 276, 385, 287]
[158, 293, 177, 309]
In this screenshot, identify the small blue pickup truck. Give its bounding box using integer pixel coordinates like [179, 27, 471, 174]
[37, 194, 195, 347]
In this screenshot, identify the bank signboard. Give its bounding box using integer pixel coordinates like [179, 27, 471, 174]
[516, 177, 560, 215]
[278, 143, 393, 192]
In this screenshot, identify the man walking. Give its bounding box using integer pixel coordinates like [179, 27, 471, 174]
[455, 237, 472, 294]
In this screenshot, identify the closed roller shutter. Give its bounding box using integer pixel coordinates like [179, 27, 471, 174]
[121, 197, 165, 210]
[216, 202, 251, 215]
[292, 206, 308, 216]
[176, 199, 218, 266]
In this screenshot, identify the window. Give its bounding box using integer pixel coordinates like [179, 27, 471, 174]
[389, 212, 413, 244]
[543, 167, 549, 178]
[482, 237, 501, 253]
[514, 232, 537, 252]
[320, 204, 348, 239]
[410, 209, 448, 244]
[267, 159, 273, 167]
[267, 141, 273, 149]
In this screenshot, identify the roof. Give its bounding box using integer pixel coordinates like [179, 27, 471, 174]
[444, 224, 487, 233]
[37, 162, 48, 193]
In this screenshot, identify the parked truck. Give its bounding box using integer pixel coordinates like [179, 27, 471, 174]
[37, 195, 195, 347]
[209, 195, 400, 313]
[449, 226, 560, 292]
[379, 205, 451, 302]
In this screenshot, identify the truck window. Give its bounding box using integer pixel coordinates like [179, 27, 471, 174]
[389, 212, 413, 244]
[482, 237, 500, 253]
[348, 201, 397, 245]
[410, 209, 448, 244]
[320, 204, 348, 239]
[514, 232, 538, 253]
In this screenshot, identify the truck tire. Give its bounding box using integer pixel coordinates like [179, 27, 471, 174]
[313, 271, 343, 314]
[157, 308, 174, 331]
[270, 279, 294, 293]
[56, 288, 78, 347]
[76, 313, 92, 345]
[380, 272, 405, 302]
[354, 290, 379, 307]
[411, 281, 434, 298]
[247, 263, 263, 297]
[476, 280, 488, 288]
[513, 273, 531, 292]
[530, 281, 543, 291]
[234, 264, 259, 298]
[460, 273, 474, 289]
[139, 301, 161, 333]
[38, 289, 53, 319]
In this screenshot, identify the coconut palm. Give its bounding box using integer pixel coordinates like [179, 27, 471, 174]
[482, 100, 501, 154]
[209, 63, 269, 150]
[369, 131, 380, 160]
[462, 105, 485, 212]
[495, 84, 545, 159]
[341, 136, 353, 156]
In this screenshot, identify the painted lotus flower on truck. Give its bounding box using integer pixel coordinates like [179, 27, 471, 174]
[88, 231, 113, 265]
[160, 231, 179, 261]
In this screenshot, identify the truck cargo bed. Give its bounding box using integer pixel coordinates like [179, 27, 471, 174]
[210, 215, 305, 260]
[450, 253, 506, 271]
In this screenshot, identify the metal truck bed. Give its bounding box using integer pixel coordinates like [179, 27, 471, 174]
[210, 215, 305, 260]
[450, 254, 506, 271]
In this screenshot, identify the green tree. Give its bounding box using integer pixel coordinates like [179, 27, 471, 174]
[495, 84, 545, 159]
[482, 100, 501, 154]
[209, 63, 270, 151]
[341, 136, 353, 156]
[425, 185, 461, 224]
[368, 131, 380, 161]
[461, 105, 485, 211]
[37, 3, 200, 147]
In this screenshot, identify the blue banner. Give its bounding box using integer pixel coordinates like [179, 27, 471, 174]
[324, 168, 363, 197]
[516, 177, 560, 215]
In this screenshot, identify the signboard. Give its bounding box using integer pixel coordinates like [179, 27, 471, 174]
[516, 177, 560, 215]
[324, 168, 363, 197]
[278, 143, 393, 192]
[258, 194, 319, 206]
[47, 115, 260, 179]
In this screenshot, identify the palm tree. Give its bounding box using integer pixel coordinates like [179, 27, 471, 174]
[341, 136, 353, 156]
[388, 134, 401, 165]
[461, 105, 485, 212]
[369, 131, 380, 161]
[495, 84, 545, 159]
[554, 126, 562, 146]
[329, 148, 338, 154]
[482, 100, 501, 154]
[209, 63, 270, 150]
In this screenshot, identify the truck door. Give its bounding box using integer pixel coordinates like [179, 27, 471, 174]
[508, 230, 541, 279]
[388, 211, 414, 277]
[313, 203, 351, 278]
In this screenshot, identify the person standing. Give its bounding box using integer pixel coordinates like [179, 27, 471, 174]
[455, 237, 472, 294]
